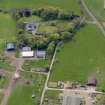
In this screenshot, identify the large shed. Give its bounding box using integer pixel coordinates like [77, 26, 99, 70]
[62, 95, 81, 105]
[36, 50, 46, 59]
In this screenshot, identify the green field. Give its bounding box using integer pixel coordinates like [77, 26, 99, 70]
[8, 72, 46, 105]
[85, 0, 105, 21]
[50, 24, 105, 89]
[0, 0, 81, 15]
[0, 12, 16, 54]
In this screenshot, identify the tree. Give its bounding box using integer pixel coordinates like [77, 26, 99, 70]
[60, 31, 73, 41]
[47, 41, 55, 55]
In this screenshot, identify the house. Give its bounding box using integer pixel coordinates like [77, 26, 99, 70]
[62, 95, 82, 105]
[36, 50, 46, 59]
[21, 46, 34, 58]
[6, 43, 15, 51]
[25, 23, 36, 32]
[87, 76, 97, 86]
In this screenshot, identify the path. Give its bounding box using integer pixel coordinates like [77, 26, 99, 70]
[0, 58, 24, 105]
[40, 46, 57, 105]
[81, 0, 105, 36]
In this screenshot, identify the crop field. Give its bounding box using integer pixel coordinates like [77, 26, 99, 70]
[0, 0, 81, 15]
[50, 24, 105, 90]
[85, 0, 105, 21]
[0, 13, 16, 54]
[7, 72, 46, 105]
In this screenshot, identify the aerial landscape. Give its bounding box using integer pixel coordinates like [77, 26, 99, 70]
[0, 0, 105, 105]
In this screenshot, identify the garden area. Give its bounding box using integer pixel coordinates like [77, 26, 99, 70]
[50, 24, 105, 91]
[43, 90, 61, 105]
[22, 59, 50, 71]
[7, 71, 46, 105]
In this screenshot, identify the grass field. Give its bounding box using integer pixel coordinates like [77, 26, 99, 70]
[50, 24, 105, 90]
[0, 0, 81, 15]
[84, 0, 105, 21]
[7, 72, 46, 105]
[0, 12, 16, 54]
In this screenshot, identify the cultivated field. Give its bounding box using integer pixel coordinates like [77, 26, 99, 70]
[50, 24, 105, 90]
[85, 0, 105, 21]
[0, 0, 81, 15]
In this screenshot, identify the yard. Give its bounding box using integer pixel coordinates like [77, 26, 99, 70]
[84, 0, 105, 21]
[43, 90, 61, 105]
[50, 24, 105, 90]
[7, 71, 46, 105]
[0, 0, 81, 15]
[0, 12, 16, 54]
[22, 59, 50, 71]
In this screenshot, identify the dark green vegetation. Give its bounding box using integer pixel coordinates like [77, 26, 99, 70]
[0, 0, 81, 15]
[85, 0, 105, 21]
[50, 24, 105, 91]
[8, 72, 46, 105]
[22, 59, 50, 71]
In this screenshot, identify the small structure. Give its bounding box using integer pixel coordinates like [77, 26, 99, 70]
[6, 43, 15, 51]
[21, 46, 34, 58]
[19, 8, 31, 17]
[62, 95, 81, 105]
[87, 76, 97, 86]
[36, 50, 46, 59]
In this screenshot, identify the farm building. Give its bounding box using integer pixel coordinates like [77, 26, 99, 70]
[36, 50, 46, 59]
[62, 95, 82, 105]
[6, 43, 15, 51]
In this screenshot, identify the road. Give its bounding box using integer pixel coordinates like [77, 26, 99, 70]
[81, 0, 105, 36]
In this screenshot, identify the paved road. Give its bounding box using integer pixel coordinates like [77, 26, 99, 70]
[81, 0, 105, 36]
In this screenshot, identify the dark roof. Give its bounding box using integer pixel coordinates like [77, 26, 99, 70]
[6, 43, 15, 50]
[62, 95, 81, 105]
[87, 76, 97, 86]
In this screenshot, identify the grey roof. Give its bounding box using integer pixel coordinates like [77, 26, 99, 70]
[6, 43, 15, 50]
[62, 96, 81, 105]
[37, 50, 46, 58]
[22, 46, 31, 51]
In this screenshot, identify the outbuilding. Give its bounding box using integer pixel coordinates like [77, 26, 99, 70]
[36, 50, 46, 59]
[6, 43, 15, 51]
[87, 76, 97, 86]
[21, 51, 34, 58]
